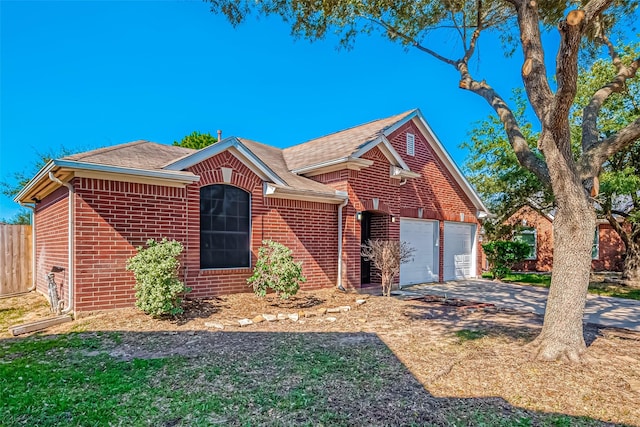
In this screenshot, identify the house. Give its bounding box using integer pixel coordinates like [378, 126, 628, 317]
[505, 204, 625, 272]
[15, 109, 489, 315]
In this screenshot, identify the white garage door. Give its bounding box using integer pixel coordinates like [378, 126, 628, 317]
[400, 219, 438, 286]
[443, 222, 476, 281]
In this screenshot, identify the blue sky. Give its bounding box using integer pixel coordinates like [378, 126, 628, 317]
[1, 1, 634, 219]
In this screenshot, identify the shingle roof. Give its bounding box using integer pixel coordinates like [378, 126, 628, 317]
[63, 140, 195, 170]
[283, 110, 415, 171]
[238, 138, 341, 196]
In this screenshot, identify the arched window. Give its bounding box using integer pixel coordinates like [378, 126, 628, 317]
[200, 184, 250, 269]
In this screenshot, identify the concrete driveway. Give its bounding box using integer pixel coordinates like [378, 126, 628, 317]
[402, 279, 640, 332]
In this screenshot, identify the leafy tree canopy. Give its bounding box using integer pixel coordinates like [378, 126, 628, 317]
[173, 131, 218, 150]
[208, 0, 640, 361]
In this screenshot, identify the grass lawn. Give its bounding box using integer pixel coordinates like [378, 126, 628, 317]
[0, 331, 612, 426]
[2, 291, 639, 426]
[481, 272, 640, 300]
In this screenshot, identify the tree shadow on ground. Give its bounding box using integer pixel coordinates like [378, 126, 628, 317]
[401, 300, 605, 346]
[0, 330, 621, 426]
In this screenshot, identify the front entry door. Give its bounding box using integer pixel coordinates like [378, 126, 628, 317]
[360, 211, 372, 285]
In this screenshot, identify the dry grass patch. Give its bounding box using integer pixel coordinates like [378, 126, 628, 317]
[2, 288, 639, 425]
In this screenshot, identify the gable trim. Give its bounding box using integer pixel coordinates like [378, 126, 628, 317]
[14, 159, 200, 204]
[391, 110, 490, 216]
[351, 135, 411, 171]
[164, 137, 286, 186]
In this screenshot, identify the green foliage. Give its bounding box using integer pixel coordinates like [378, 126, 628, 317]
[461, 90, 551, 217]
[455, 329, 488, 342]
[482, 240, 531, 280]
[247, 240, 305, 299]
[0, 208, 31, 225]
[125, 238, 190, 317]
[173, 131, 218, 150]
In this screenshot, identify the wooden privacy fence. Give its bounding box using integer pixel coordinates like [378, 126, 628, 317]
[0, 224, 32, 296]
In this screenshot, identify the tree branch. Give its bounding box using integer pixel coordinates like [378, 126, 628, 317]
[582, 45, 639, 155]
[457, 68, 552, 186]
[582, 117, 640, 178]
[552, 10, 584, 143]
[513, 0, 553, 123]
[374, 18, 458, 67]
[606, 211, 630, 249]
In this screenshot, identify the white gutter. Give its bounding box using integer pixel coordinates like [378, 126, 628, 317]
[48, 172, 74, 315]
[18, 202, 37, 292]
[336, 195, 349, 291]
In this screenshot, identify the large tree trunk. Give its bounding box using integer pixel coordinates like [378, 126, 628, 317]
[622, 239, 640, 284]
[530, 134, 597, 362]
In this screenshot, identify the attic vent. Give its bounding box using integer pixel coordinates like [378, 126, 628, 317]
[406, 133, 415, 156]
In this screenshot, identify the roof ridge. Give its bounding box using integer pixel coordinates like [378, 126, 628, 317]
[283, 109, 416, 152]
[63, 140, 153, 160]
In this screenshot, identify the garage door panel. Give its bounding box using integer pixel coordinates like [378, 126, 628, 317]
[400, 219, 438, 286]
[444, 222, 476, 281]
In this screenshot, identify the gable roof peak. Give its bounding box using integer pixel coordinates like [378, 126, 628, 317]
[282, 109, 417, 171]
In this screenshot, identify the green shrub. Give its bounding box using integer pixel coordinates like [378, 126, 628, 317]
[126, 238, 190, 317]
[248, 240, 306, 299]
[482, 240, 531, 280]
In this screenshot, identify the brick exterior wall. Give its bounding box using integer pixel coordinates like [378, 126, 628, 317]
[35, 187, 70, 306]
[33, 118, 484, 312]
[312, 122, 482, 288]
[592, 223, 625, 271]
[506, 206, 555, 272]
[35, 151, 341, 314]
[505, 206, 624, 272]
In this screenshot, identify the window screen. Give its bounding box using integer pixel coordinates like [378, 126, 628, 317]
[200, 184, 250, 269]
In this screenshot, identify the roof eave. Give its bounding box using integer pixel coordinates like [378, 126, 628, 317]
[263, 183, 349, 204]
[13, 159, 200, 204]
[291, 157, 374, 176]
[13, 161, 56, 204]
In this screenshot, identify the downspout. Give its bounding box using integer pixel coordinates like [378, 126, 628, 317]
[337, 197, 349, 291]
[48, 172, 74, 315]
[18, 202, 37, 292]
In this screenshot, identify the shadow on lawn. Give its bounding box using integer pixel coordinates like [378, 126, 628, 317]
[0, 330, 618, 426]
[402, 300, 608, 346]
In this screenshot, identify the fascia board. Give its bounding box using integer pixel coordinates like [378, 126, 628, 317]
[263, 183, 349, 204]
[54, 159, 200, 183]
[13, 161, 56, 203]
[232, 144, 286, 186]
[164, 136, 286, 186]
[163, 137, 238, 170]
[409, 110, 491, 215]
[291, 157, 373, 175]
[351, 136, 411, 171]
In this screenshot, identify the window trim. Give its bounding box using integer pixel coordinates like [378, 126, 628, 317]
[199, 184, 251, 270]
[517, 227, 537, 261]
[592, 227, 600, 260]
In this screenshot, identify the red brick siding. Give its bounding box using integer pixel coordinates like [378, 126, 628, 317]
[592, 223, 624, 271]
[505, 207, 625, 272]
[184, 152, 338, 298]
[74, 178, 188, 312]
[310, 124, 483, 287]
[388, 122, 480, 280]
[505, 206, 554, 272]
[35, 187, 70, 305]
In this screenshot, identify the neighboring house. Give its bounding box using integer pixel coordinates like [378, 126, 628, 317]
[505, 205, 625, 272]
[15, 109, 489, 314]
